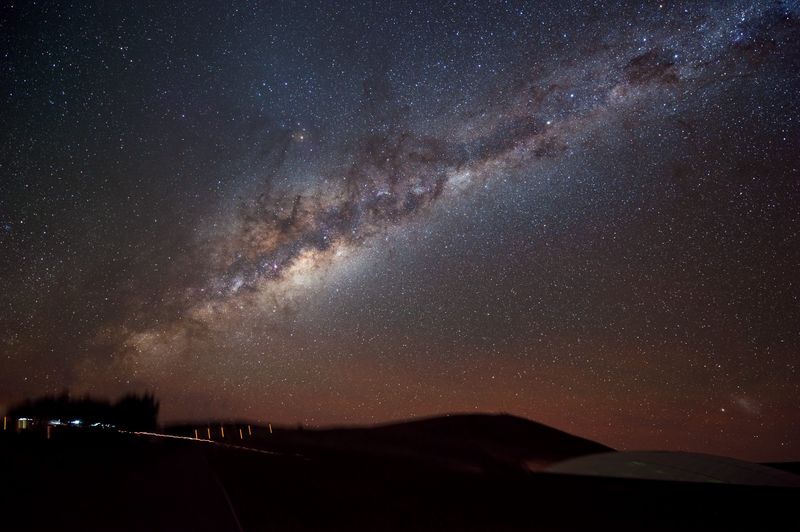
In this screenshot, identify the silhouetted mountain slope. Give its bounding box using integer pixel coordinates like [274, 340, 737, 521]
[170, 413, 613, 472]
[309, 413, 613, 470]
[765, 462, 800, 475]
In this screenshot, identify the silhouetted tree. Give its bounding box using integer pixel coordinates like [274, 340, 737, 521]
[7, 391, 159, 431]
[113, 393, 159, 431]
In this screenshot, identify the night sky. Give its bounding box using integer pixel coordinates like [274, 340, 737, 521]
[2, 1, 799, 462]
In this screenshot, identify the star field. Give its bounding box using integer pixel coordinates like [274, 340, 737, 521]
[1, 1, 799, 461]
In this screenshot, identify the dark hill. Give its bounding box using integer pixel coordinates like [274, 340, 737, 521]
[306, 413, 613, 471]
[765, 461, 800, 475]
[169, 413, 613, 473]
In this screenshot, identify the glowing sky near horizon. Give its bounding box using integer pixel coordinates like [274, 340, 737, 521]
[1, 0, 799, 461]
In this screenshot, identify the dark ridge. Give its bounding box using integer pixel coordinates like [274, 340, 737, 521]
[168, 413, 613, 473]
[764, 462, 800, 475]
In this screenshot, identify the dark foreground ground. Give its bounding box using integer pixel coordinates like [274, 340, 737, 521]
[1, 420, 798, 531]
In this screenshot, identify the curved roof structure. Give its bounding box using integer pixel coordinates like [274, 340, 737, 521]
[546, 451, 800, 487]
